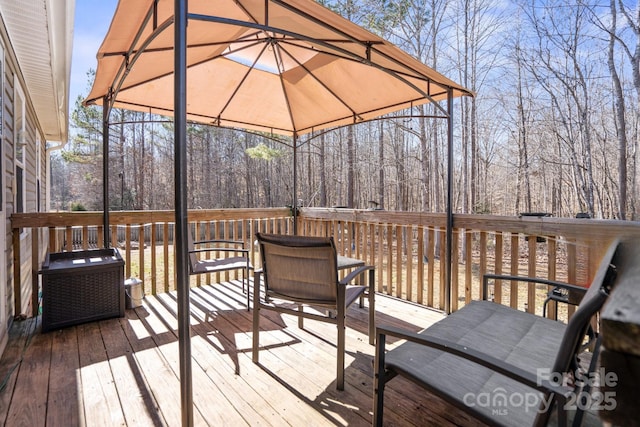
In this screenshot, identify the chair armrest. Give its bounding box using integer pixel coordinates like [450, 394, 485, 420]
[190, 247, 249, 256]
[193, 239, 245, 248]
[376, 325, 574, 398]
[190, 239, 249, 257]
[482, 274, 586, 305]
[340, 265, 374, 285]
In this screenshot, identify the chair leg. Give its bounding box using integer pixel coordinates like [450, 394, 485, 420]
[373, 331, 386, 426]
[252, 270, 261, 363]
[368, 269, 375, 345]
[337, 307, 346, 390]
[298, 305, 304, 329]
[245, 264, 251, 310]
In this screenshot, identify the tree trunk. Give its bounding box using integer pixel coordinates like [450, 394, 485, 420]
[347, 125, 355, 208]
[608, 0, 627, 219]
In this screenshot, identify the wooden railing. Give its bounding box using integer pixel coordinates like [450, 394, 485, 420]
[11, 208, 292, 316]
[297, 208, 640, 320]
[11, 208, 640, 320]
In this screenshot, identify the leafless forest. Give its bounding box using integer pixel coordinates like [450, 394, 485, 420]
[53, 0, 640, 220]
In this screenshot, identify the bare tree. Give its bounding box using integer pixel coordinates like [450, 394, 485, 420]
[518, 1, 597, 215]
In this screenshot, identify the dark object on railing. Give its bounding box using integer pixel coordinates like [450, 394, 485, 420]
[374, 239, 623, 427]
[40, 248, 125, 332]
[368, 200, 383, 210]
[576, 212, 591, 219]
[519, 212, 552, 217]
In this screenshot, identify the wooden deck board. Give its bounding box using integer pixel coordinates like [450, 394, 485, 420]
[5, 317, 52, 427]
[46, 327, 84, 427]
[77, 321, 127, 426]
[0, 317, 35, 425]
[0, 280, 488, 427]
[101, 311, 161, 427]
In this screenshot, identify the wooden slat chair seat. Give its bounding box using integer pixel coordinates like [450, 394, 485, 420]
[188, 233, 253, 309]
[374, 239, 625, 427]
[252, 232, 375, 390]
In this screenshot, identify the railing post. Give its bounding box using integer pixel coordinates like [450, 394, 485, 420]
[31, 230, 40, 317]
[12, 229, 21, 317]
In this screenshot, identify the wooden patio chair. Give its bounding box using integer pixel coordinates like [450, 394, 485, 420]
[374, 239, 627, 427]
[188, 232, 252, 309]
[252, 232, 375, 390]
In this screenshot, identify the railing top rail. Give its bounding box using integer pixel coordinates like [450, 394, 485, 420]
[299, 208, 640, 240]
[11, 207, 640, 243]
[298, 207, 447, 227]
[10, 208, 292, 229]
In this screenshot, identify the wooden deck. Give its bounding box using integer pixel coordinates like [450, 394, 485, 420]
[0, 281, 483, 426]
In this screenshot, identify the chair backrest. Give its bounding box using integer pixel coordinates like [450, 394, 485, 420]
[551, 239, 620, 376]
[187, 231, 198, 273]
[532, 240, 620, 425]
[256, 233, 339, 305]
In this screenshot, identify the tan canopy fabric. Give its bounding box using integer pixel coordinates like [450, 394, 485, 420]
[85, 0, 471, 136]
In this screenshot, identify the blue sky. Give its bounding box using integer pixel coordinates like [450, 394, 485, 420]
[69, 0, 118, 110]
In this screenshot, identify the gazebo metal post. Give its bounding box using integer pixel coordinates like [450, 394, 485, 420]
[174, 0, 194, 425]
[102, 95, 110, 248]
[293, 134, 298, 234]
[445, 88, 454, 314]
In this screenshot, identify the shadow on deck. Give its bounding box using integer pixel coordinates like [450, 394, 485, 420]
[0, 280, 484, 426]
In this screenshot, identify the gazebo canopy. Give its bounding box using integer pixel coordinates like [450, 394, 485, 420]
[84, 0, 471, 136]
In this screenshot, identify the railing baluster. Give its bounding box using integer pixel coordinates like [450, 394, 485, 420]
[395, 224, 403, 300]
[65, 226, 72, 251]
[494, 232, 503, 304]
[451, 229, 459, 311]
[139, 225, 145, 288]
[164, 222, 170, 293]
[111, 226, 117, 252]
[464, 231, 472, 305]
[479, 231, 487, 301]
[427, 227, 435, 308]
[417, 226, 424, 305]
[510, 233, 519, 309]
[82, 226, 89, 250]
[547, 237, 557, 320]
[527, 234, 537, 314]
[567, 239, 578, 318]
[406, 226, 414, 302]
[438, 227, 446, 310]
[385, 224, 393, 296]
[368, 222, 375, 275]
[151, 222, 157, 295]
[125, 225, 132, 278]
[97, 226, 104, 249]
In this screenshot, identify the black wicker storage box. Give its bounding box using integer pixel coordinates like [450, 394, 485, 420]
[40, 248, 125, 332]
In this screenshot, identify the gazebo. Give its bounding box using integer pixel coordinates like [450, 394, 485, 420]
[84, 0, 472, 424]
